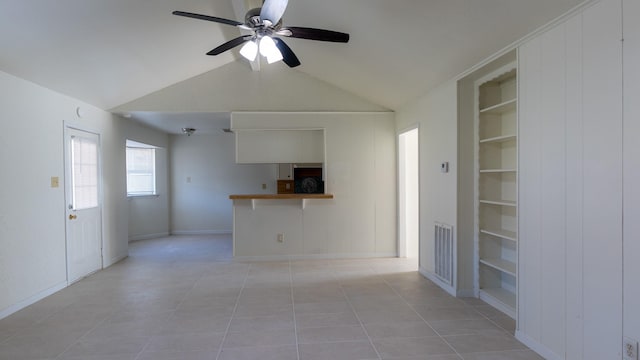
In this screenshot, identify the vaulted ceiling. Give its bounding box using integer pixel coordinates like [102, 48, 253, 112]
[0, 0, 584, 116]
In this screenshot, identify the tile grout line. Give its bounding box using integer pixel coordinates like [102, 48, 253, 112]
[288, 259, 301, 360]
[476, 310, 517, 335]
[381, 275, 465, 360]
[54, 305, 121, 359]
[338, 263, 384, 360]
[214, 262, 252, 360]
[133, 260, 210, 360]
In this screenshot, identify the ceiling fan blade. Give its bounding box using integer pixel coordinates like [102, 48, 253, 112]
[283, 27, 350, 43]
[273, 38, 301, 68]
[260, 0, 288, 25]
[172, 11, 243, 27]
[207, 36, 252, 56]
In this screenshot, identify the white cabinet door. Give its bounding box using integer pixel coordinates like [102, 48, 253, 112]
[235, 129, 324, 164]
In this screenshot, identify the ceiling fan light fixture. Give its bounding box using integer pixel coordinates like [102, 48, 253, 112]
[182, 127, 196, 136]
[240, 40, 258, 61]
[259, 36, 281, 61]
[173, 0, 350, 68]
[266, 50, 284, 64]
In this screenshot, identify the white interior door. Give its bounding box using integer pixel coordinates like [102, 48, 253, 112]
[64, 127, 102, 283]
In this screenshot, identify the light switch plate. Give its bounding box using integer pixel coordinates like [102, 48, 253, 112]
[50, 176, 59, 188]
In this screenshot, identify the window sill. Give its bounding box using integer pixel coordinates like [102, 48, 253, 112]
[127, 194, 159, 199]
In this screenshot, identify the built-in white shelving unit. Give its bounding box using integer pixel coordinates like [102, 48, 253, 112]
[475, 63, 518, 319]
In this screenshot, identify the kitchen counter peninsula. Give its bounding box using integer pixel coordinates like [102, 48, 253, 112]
[229, 193, 334, 210]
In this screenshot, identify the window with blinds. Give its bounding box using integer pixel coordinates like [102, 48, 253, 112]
[126, 141, 156, 196]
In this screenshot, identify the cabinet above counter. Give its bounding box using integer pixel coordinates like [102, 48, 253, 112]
[235, 129, 325, 164]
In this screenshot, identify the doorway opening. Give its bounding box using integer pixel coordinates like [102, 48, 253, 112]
[398, 127, 419, 261]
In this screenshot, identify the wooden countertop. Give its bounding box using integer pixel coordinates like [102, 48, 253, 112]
[229, 194, 334, 200]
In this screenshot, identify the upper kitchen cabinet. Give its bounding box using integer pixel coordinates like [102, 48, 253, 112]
[235, 129, 325, 164]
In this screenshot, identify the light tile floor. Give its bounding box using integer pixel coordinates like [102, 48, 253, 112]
[0, 235, 543, 360]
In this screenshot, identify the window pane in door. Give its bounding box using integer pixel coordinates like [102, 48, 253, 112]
[71, 136, 99, 210]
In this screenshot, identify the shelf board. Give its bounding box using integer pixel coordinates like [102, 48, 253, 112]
[480, 98, 517, 115]
[480, 228, 517, 242]
[479, 169, 517, 173]
[480, 134, 517, 144]
[480, 258, 517, 276]
[479, 288, 516, 318]
[479, 199, 517, 207]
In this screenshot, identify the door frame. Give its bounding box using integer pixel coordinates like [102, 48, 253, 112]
[63, 122, 104, 284]
[397, 124, 420, 261]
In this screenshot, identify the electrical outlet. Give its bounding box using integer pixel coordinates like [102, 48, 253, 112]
[277, 233, 284, 243]
[262, 183, 267, 190]
[624, 337, 638, 360]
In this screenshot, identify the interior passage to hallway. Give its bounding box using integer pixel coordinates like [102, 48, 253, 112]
[0, 235, 540, 360]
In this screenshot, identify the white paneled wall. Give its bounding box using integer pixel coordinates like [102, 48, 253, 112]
[623, 0, 640, 347]
[231, 112, 396, 259]
[517, 0, 623, 358]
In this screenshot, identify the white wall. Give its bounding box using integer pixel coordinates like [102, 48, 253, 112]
[395, 82, 458, 291]
[170, 132, 276, 234]
[0, 71, 128, 317]
[517, 1, 623, 358]
[623, 0, 640, 347]
[125, 121, 170, 241]
[230, 112, 396, 258]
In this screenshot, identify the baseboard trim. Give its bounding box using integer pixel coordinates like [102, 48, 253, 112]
[456, 289, 475, 298]
[128, 232, 170, 242]
[418, 267, 456, 297]
[170, 230, 232, 236]
[0, 281, 67, 320]
[234, 252, 398, 262]
[515, 330, 563, 360]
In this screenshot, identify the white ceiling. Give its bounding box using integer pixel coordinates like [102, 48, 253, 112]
[0, 0, 584, 129]
[131, 111, 230, 135]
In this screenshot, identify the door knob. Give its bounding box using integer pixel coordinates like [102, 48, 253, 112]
[69, 214, 77, 220]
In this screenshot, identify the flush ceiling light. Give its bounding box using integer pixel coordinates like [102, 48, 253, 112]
[182, 127, 196, 136]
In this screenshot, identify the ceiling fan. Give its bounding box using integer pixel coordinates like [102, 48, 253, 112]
[173, 0, 349, 68]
